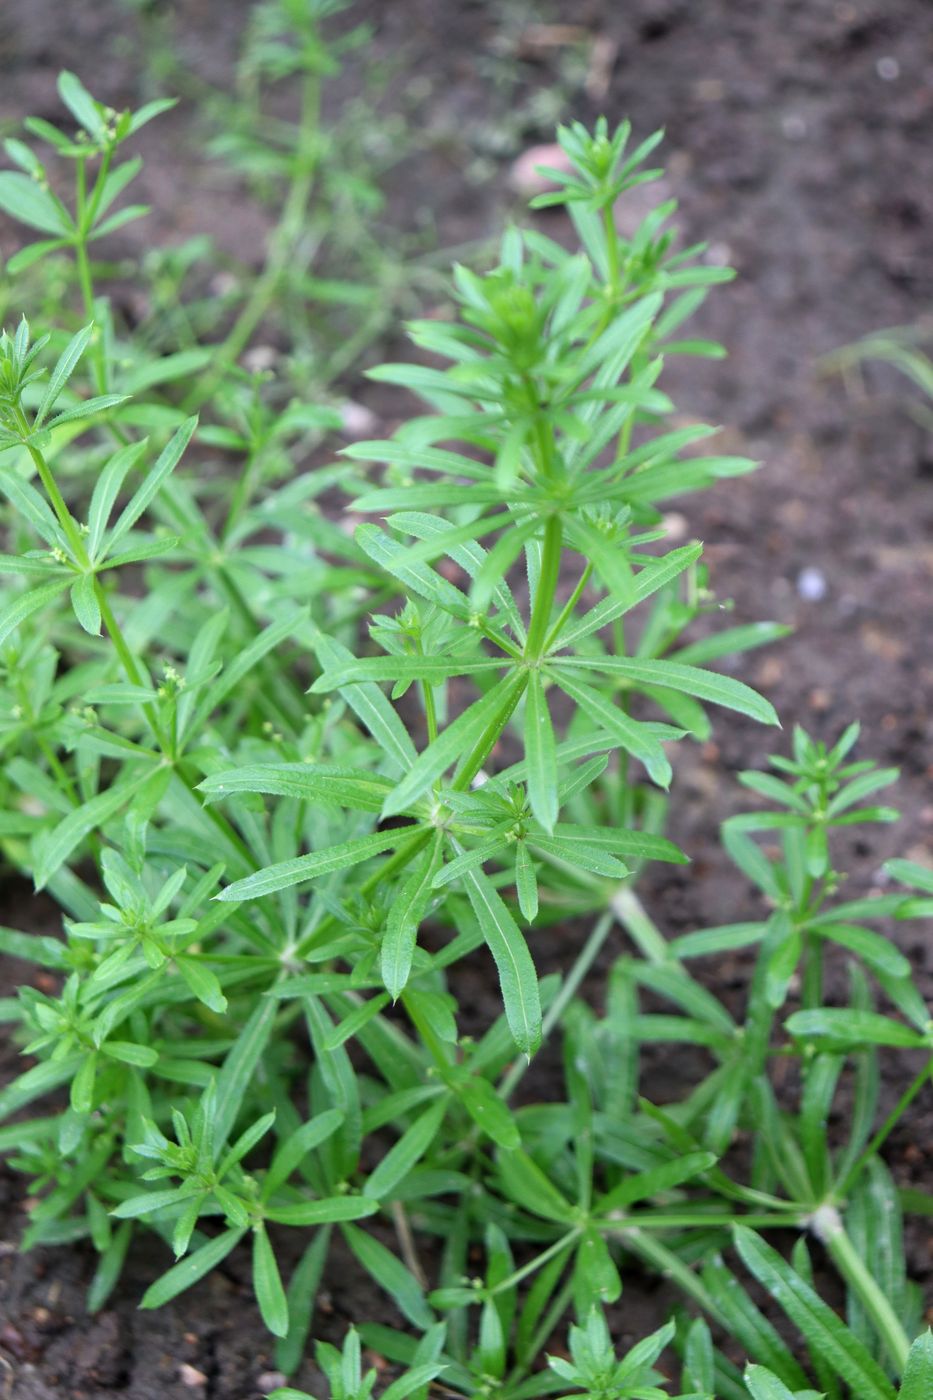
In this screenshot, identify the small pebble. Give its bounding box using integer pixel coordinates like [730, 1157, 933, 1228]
[339, 399, 379, 439]
[180, 1363, 208, 1388]
[258, 1372, 288, 1393]
[876, 56, 900, 81]
[661, 510, 688, 541]
[796, 565, 827, 601]
[509, 143, 573, 199]
[781, 113, 807, 140]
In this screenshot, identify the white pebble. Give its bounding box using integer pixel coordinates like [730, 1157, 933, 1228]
[876, 56, 900, 81]
[797, 566, 827, 601]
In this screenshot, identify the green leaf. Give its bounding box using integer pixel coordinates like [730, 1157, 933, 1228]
[364, 1098, 448, 1200]
[213, 998, 276, 1150]
[35, 324, 93, 427]
[0, 172, 71, 234]
[263, 1111, 345, 1199]
[785, 1009, 928, 1051]
[253, 1225, 289, 1337]
[273, 1229, 330, 1375]
[175, 956, 228, 1014]
[106, 417, 197, 550]
[100, 1041, 158, 1067]
[497, 1149, 573, 1223]
[900, 1331, 933, 1400]
[734, 1227, 897, 1400]
[560, 656, 779, 725]
[0, 1055, 83, 1121]
[743, 1365, 801, 1400]
[524, 673, 558, 832]
[342, 1223, 434, 1330]
[0, 578, 70, 648]
[382, 837, 441, 999]
[58, 71, 105, 140]
[70, 574, 101, 635]
[32, 769, 152, 889]
[47, 393, 127, 428]
[457, 1077, 520, 1150]
[192, 609, 307, 734]
[200, 764, 393, 814]
[217, 827, 407, 903]
[87, 439, 148, 557]
[311, 655, 500, 689]
[461, 865, 541, 1057]
[264, 1197, 378, 1226]
[553, 668, 672, 788]
[140, 1227, 246, 1309]
[309, 631, 416, 775]
[598, 1150, 716, 1213]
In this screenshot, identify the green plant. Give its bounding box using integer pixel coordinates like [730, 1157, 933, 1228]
[820, 319, 933, 431]
[0, 93, 929, 1400]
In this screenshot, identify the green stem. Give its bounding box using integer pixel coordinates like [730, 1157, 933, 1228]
[499, 911, 614, 1102]
[73, 155, 111, 396]
[620, 1227, 725, 1323]
[609, 885, 669, 964]
[183, 72, 321, 412]
[489, 1230, 579, 1297]
[23, 439, 89, 567]
[835, 1053, 933, 1201]
[543, 560, 592, 654]
[810, 1204, 911, 1373]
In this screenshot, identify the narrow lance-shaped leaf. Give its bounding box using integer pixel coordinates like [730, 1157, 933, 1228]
[140, 1228, 247, 1310]
[381, 835, 442, 999]
[252, 1225, 289, 1337]
[217, 827, 408, 904]
[524, 672, 558, 832]
[554, 667, 672, 789]
[558, 655, 779, 726]
[461, 864, 541, 1057]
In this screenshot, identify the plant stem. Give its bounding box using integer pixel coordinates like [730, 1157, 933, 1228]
[609, 885, 669, 964]
[183, 72, 321, 412]
[489, 1230, 579, 1297]
[543, 559, 592, 654]
[499, 911, 614, 1102]
[809, 1203, 911, 1373]
[835, 1053, 933, 1201]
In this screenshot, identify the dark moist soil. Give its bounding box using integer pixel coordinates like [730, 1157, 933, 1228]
[2, 1, 933, 1396]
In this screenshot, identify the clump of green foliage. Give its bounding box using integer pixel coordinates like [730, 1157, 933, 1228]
[0, 26, 930, 1399]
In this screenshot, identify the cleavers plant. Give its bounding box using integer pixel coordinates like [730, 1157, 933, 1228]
[0, 50, 929, 1400]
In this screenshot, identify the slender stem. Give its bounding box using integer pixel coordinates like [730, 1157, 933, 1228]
[610, 885, 669, 964]
[489, 1230, 579, 1297]
[620, 1227, 725, 1322]
[810, 1204, 911, 1373]
[499, 911, 614, 1102]
[23, 440, 89, 566]
[73, 155, 111, 396]
[511, 1277, 575, 1383]
[543, 560, 592, 655]
[835, 1053, 933, 1201]
[183, 72, 321, 412]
